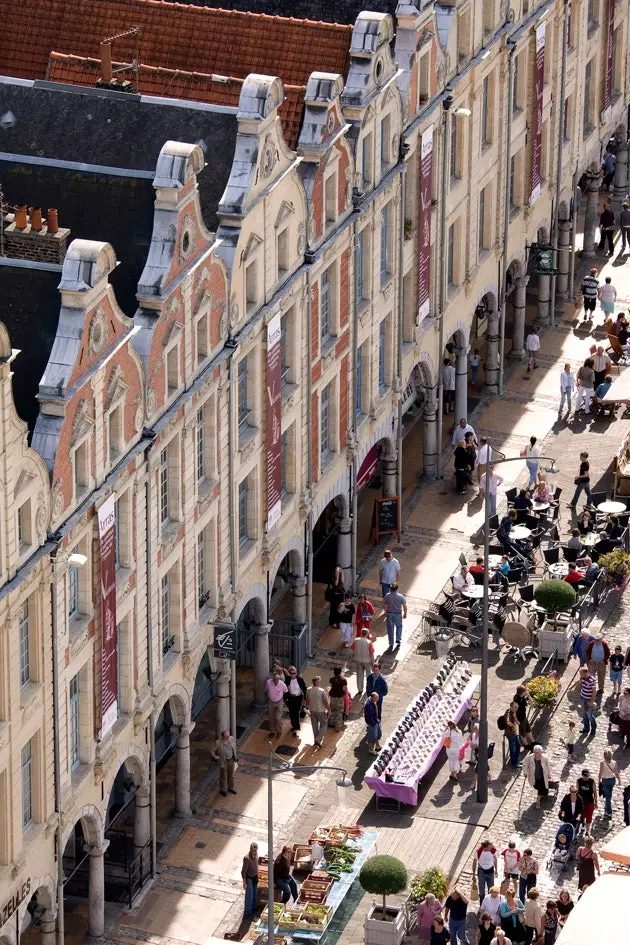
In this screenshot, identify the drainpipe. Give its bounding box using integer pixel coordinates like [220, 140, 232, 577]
[568, 164, 579, 300]
[145, 457, 157, 880]
[498, 39, 517, 395]
[227, 353, 238, 737]
[50, 550, 64, 945]
[549, 0, 570, 328]
[351, 220, 359, 595]
[436, 95, 453, 476]
[305, 267, 314, 656]
[396, 157, 408, 515]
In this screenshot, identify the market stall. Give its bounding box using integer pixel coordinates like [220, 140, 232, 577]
[255, 823, 378, 942]
[555, 872, 629, 945]
[364, 656, 480, 807]
[600, 824, 630, 865]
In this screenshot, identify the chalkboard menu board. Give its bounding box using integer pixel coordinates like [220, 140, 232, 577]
[371, 497, 400, 543]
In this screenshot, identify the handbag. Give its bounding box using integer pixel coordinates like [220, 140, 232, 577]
[470, 876, 479, 902]
[444, 737, 452, 749]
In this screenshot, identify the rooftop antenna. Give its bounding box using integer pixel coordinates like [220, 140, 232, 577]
[99, 27, 142, 91]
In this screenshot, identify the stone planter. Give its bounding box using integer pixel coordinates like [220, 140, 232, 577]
[538, 623, 575, 663]
[364, 905, 406, 945]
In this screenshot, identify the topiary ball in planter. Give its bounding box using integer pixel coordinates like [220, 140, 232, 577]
[534, 579, 576, 624]
[360, 855, 408, 918]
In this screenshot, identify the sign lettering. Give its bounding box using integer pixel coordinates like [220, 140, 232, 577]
[98, 493, 118, 738]
[1, 878, 31, 925]
[530, 22, 546, 206]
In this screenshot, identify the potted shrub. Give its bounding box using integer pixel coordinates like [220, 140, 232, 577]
[534, 580, 577, 660]
[408, 867, 449, 904]
[360, 855, 408, 945]
[404, 218, 414, 241]
[525, 675, 559, 708]
[599, 549, 630, 587]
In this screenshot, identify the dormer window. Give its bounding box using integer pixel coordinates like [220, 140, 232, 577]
[166, 344, 179, 397]
[73, 440, 90, 498]
[108, 404, 123, 462]
[17, 500, 32, 553]
[277, 227, 289, 278]
[362, 133, 373, 189]
[325, 173, 337, 224]
[245, 259, 259, 309]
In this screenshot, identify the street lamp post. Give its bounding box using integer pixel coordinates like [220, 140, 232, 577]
[266, 746, 352, 944]
[477, 448, 559, 803]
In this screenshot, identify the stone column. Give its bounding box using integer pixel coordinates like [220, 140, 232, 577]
[422, 391, 438, 479]
[253, 623, 271, 708]
[613, 139, 629, 212]
[536, 227, 551, 326]
[216, 662, 231, 735]
[86, 839, 109, 938]
[40, 910, 56, 945]
[133, 785, 151, 853]
[556, 219, 572, 301]
[509, 276, 529, 359]
[453, 345, 469, 422]
[337, 517, 352, 588]
[292, 576, 307, 623]
[582, 167, 601, 258]
[483, 309, 500, 393]
[382, 451, 398, 496]
[173, 723, 195, 817]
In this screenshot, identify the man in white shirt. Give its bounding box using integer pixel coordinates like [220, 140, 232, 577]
[379, 549, 401, 597]
[476, 437, 491, 493]
[452, 417, 477, 449]
[485, 470, 504, 518]
[526, 329, 540, 372]
[442, 359, 456, 413]
[559, 363, 575, 414]
[453, 566, 474, 593]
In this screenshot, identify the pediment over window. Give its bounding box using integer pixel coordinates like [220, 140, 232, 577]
[162, 320, 184, 349]
[71, 398, 95, 446]
[14, 466, 36, 498]
[105, 365, 129, 411]
[275, 201, 295, 228]
[241, 233, 263, 262]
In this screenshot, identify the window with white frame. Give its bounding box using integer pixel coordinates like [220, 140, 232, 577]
[447, 223, 456, 287]
[356, 344, 364, 417]
[613, 27, 622, 93]
[450, 113, 461, 181]
[196, 312, 209, 365]
[196, 407, 206, 486]
[281, 308, 293, 389]
[512, 52, 523, 115]
[159, 448, 169, 525]
[479, 184, 492, 251]
[245, 259, 259, 309]
[21, 739, 32, 830]
[161, 572, 174, 655]
[69, 674, 80, 772]
[277, 227, 290, 278]
[320, 382, 332, 463]
[325, 172, 337, 225]
[380, 114, 391, 167]
[238, 478, 249, 547]
[583, 60, 594, 135]
[481, 73, 494, 147]
[482, 0, 494, 34]
[380, 204, 390, 282]
[564, 95, 573, 141]
[17, 499, 32, 551]
[166, 343, 179, 398]
[19, 600, 30, 689]
[587, 0, 597, 28]
[457, 8, 471, 63]
[361, 132, 373, 189]
[280, 424, 295, 498]
[74, 440, 90, 497]
[356, 230, 366, 304]
[68, 550, 79, 620]
[320, 267, 333, 344]
[378, 319, 388, 391]
[197, 529, 208, 609]
[509, 152, 524, 209]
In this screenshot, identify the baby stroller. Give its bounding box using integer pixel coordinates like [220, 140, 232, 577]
[547, 823, 577, 869]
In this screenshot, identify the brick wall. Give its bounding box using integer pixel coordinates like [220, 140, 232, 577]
[311, 390, 319, 481]
[2, 224, 70, 265]
[339, 354, 348, 448]
[339, 249, 349, 327]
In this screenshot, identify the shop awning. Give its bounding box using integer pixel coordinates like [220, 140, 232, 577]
[602, 368, 630, 403]
[357, 445, 379, 490]
[555, 872, 630, 945]
[600, 824, 630, 864]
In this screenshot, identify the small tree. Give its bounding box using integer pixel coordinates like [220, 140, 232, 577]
[534, 579, 576, 629]
[359, 855, 408, 917]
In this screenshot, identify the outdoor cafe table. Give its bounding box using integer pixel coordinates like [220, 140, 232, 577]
[462, 585, 484, 599]
[511, 525, 531, 540]
[582, 533, 597, 546]
[363, 674, 480, 806]
[597, 500, 626, 515]
[532, 501, 550, 512]
[549, 562, 569, 578]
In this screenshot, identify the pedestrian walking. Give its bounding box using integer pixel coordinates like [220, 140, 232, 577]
[366, 664, 388, 720]
[383, 581, 407, 649]
[484, 470, 503, 518]
[522, 745, 551, 808]
[581, 268, 599, 319]
[597, 279, 617, 322]
[473, 839, 498, 901]
[503, 703, 522, 768]
[443, 359, 456, 413]
[576, 767, 597, 832]
[455, 440, 470, 495]
[283, 665, 307, 736]
[575, 836, 600, 888]
[610, 645, 624, 696]
[464, 431, 477, 483]
[618, 686, 630, 746]
[355, 593, 375, 633]
[520, 436, 541, 487]
[523, 888, 542, 945]
[445, 719, 463, 781]
[242, 842, 260, 917]
[325, 567, 344, 628]
[418, 893, 443, 945]
[541, 901, 559, 945]
[431, 916, 450, 945]
[452, 417, 478, 448]
[525, 329, 540, 372]
[490, 928, 511, 945]
[470, 349, 481, 385]
[337, 591, 355, 647]
[513, 686, 535, 750]
[572, 628, 594, 666]
[443, 887, 470, 945]
[599, 202, 615, 254]
[305, 676, 329, 747]
[598, 748, 620, 819]
[517, 850, 538, 903]
[574, 666, 597, 734]
[477, 913, 497, 945]
[559, 363, 575, 414]
[351, 627, 374, 692]
[476, 437, 491, 490]
[555, 890, 574, 930]
[586, 632, 610, 692]
[575, 359, 595, 415]
[212, 729, 238, 797]
[379, 548, 401, 597]
[328, 666, 348, 732]
[569, 452, 591, 507]
[565, 720, 576, 761]
[364, 692, 382, 754]
[558, 785, 584, 827]
[274, 846, 299, 903]
[498, 888, 525, 943]
[619, 201, 630, 252]
[479, 887, 504, 925]
[602, 150, 616, 190]
[266, 672, 288, 739]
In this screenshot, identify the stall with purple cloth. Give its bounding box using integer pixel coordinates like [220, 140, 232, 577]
[364, 664, 480, 807]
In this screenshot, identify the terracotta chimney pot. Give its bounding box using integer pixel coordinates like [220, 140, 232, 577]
[30, 207, 42, 231]
[100, 42, 113, 83]
[47, 209, 59, 234]
[15, 205, 27, 229]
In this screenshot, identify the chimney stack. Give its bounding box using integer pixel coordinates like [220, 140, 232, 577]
[15, 205, 27, 229]
[47, 209, 59, 234]
[100, 42, 113, 83]
[30, 207, 42, 231]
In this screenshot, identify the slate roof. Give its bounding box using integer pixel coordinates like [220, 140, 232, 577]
[46, 52, 307, 148]
[159, 0, 404, 26]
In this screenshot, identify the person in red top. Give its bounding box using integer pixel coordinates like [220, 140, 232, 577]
[564, 563, 583, 585]
[355, 594, 375, 632]
[500, 840, 522, 885]
[469, 557, 485, 575]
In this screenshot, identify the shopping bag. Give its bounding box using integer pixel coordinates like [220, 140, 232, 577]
[470, 876, 479, 902]
[459, 741, 470, 762]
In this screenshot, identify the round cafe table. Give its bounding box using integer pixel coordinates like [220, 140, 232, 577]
[532, 501, 550, 512]
[462, 585, 484, 599]
[597, 500, 627, 515]
[511, 525, 531, 540]
[582, 533, 597, 546]
[549, 562, 569, 577]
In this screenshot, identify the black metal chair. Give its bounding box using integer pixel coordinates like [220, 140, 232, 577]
[562, 546, 580, 563]
[488, 514, 500, 532]
[590, 490, 607, 509]
[472, 570, 485, 585]
[489, 544, 505, 556]
[554, 487, 563, 502]
[543, 546, 560, 569]
[505, 487, 518, 504]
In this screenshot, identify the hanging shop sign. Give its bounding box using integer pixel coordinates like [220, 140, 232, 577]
[98, 493, 118, 739]
[417, 125, 434, 322]
[530, 21, 546, 206]
[603, 0, 615, 121]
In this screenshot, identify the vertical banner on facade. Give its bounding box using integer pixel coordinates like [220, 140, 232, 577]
[266, 311, 282, 530]
[417, 125, 434, 322]
[604, 0, 615, 120]
[530, 22, 546, 206]
[98, 493, 118, 738]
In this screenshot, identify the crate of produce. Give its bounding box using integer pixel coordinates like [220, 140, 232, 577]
[298, 889, 328, 905]
[277, 906, 303, 932]
[292, 845, 313, 867]
[301, 877, 333, 894]
[259, 903, 284, 924]
[302, 904, 332, 928]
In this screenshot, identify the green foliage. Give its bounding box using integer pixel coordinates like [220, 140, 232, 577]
[599, 549, 630, 578]
[408, 867, 449, 903]
[404, 218, 414, 240]
[533, 579, 577, 615]
[359, 855, 408, 901]
[525, 675, 559, 708]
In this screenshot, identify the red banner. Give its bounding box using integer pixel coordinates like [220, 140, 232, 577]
[604, 0, 615, 119]
[417, 125, 434, 322]
[98, 494, 118, 738]
[266, 312, 282, 530]
[530, 22, 546, 205]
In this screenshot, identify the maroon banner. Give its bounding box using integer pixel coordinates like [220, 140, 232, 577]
[530, 22, 546, 205]
[604, 0, 615, 118]
[417, 125, 434, 322]
[98, 494, 118, 738]
[266, 312, 282, 530]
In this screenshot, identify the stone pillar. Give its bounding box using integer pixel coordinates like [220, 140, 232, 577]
[483, 309, 500, 393]
[613, 140, 629, 212]
[582, 167, 601, 258]
[556, 219, 572, 301]
[337, 517, 352, 589]
[422, 392, 438, 479]
[509, 276, 529, 359]
[454, 345, 469, 422]
[173, 723, 195, 817]
[536, 227, 550, 326]
[216, 664, 231, 735]
[86, 839, 109, 938]
[40, 910, 56, 945]
[382, 451, 398, 496]
[253, 624, 271, 708]
[292, 576, 307, 623]
[133, 785, 151, 853]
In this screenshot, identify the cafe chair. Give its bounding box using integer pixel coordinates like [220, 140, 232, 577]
[502, 621, 538, 662]
[515, 508, 529, 524]
[589, 490, 607, 509]
[489, 544, 505, 557]
[459, 552, 469, 567]
[488, 514, 500, 532]
[553, 487, 562, 502]
[505, 487, 518, 504]
[472, 570, 485, 585]
[542, 546, 560, 573]
[562, 546, 580, 563]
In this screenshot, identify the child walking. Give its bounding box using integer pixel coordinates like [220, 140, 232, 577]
[610, 645, 624, 697]
[566, 721, 576, 762]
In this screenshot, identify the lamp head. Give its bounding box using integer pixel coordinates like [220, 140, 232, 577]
[545, 462, 560, 475]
